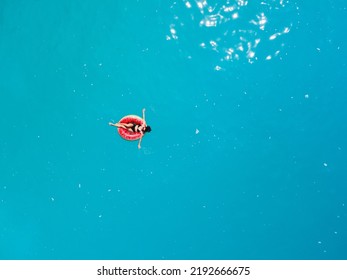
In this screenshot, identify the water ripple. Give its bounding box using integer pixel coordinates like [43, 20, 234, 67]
[167, 0, 299, 67]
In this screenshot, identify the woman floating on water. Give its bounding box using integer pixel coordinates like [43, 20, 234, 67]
[109, 108, 151, 149]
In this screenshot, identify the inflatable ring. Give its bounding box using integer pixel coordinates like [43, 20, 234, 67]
[117, 115, 144, 141]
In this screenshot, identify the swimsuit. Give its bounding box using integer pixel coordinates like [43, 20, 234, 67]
[129, 123, 143, 133]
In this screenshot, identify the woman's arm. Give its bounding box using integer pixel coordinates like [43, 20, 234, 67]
[138, 136, 143, 149]
[142, 108, 146, 124]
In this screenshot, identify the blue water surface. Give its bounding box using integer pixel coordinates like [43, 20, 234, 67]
[0, 0, 347, 259]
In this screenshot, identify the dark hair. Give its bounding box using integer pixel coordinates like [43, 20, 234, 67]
[145, 126, 152, 133]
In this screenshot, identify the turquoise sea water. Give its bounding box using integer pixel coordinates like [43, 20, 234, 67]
[1, 0, 346, 260]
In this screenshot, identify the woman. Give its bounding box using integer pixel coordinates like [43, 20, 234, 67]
[109, 108, 151, 149]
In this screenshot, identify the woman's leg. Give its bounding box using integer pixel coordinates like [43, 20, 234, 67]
[109, 122, 119, 127]
[109, 122, 128, 129]
[123, 123, 134, 128]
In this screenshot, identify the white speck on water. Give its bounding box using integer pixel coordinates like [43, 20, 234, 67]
[304, 94, 309, 99]
[317, 241, 322, 244]
[108, 189, 112, 192]
[98, 214, 102, 218]
[247, 50, 255, 59]
[269, 34, 277, 40]
[50, 197, 55, 202]
[323, 162, 328, 167]
[185, 1, 192, 8]
[195, 128, 200, 134]
[78, 183, 81, 188]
